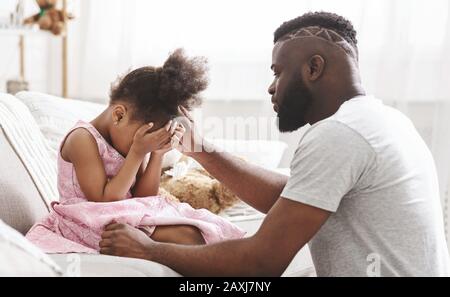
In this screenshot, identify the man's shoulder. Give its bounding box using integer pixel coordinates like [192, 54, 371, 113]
[297, 120, 375, 160]
[310, 95, 420, 157]
[329, 95, 386, 127]
[318, 96, 399, 147]
[304, 119, 367, 145]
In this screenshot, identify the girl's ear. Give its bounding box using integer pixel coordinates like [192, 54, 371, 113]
[111, 104, 128, 125]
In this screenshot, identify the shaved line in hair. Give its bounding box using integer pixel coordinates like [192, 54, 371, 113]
[279, 26, 359, 60]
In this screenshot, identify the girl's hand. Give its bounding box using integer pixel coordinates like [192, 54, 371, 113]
[131, 122, 173, 157]
[153, 122, 187, 155]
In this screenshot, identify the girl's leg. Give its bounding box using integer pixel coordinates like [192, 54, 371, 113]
[149, 225, 206, 245]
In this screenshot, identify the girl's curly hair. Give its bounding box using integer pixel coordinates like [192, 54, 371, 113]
[110, 48, 209, 124]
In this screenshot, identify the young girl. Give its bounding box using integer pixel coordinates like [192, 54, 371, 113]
[26, 49, 245, 254]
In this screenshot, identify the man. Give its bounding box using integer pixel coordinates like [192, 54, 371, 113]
[99, 12, 450, 277]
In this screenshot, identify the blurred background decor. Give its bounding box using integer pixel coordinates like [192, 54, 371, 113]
[1, 0, 73, 96]
[24, 0, 74, 36]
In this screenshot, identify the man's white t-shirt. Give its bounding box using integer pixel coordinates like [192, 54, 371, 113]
[281, 95, 450, 277]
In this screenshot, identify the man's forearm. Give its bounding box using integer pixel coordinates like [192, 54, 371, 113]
[188, 142, 288, 213]
[147, 238, 277, 277]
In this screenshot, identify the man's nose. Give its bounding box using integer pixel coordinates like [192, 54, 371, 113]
[268, 83, 275, 96]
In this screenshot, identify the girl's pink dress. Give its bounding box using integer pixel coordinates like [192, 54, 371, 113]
[26, 121, 245, 254]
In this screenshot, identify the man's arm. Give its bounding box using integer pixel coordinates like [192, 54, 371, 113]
[178, 106, 288, 214]
[191, 146, 288, 214]
[100, 198, 330, 276]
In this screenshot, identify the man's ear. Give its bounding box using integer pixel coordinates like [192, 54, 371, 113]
[306, 55, 325, 82]
[111, 104, 127, 125]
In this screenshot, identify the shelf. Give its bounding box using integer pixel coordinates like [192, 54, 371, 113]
[1, 25, 68, 97]
[0, 27, 66, 37]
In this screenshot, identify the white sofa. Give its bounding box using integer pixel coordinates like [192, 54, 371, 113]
[0, 91, 315, 277]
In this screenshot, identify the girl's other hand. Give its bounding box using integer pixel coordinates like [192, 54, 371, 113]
[131, 121, 173, 157]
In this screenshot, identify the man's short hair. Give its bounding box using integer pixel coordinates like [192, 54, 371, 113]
[274, 11, 358, 52]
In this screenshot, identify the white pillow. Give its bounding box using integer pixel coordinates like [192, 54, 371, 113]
[207, 138, 288, 170]
[16, 92, 105, 162]
[0, 220, 62, 277]
[16, 92, 182, 168]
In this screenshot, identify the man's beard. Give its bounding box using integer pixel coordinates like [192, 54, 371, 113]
[277, 77, 313, 133]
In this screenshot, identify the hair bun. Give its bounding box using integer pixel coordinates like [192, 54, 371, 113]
[158, 48, 209, 114]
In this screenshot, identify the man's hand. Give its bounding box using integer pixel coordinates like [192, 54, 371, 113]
[174, 107, 288, 214]
[176, 106, 206, 156]
[100, 223, 155, 260]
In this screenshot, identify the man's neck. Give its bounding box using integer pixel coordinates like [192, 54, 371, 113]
[308, 84, 366, 125]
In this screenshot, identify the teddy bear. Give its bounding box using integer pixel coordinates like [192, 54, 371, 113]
[159, 156, 240, 214]
[24, 0, 74, 35]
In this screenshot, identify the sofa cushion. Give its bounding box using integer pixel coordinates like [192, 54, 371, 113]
[0, 220, 61, 276]
[0, 92, 58, 206]
[49, 254, 180, 277]
[0, 129, 49, 234]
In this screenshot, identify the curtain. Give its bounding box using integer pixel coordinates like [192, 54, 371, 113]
[67, 0, 450, 102]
